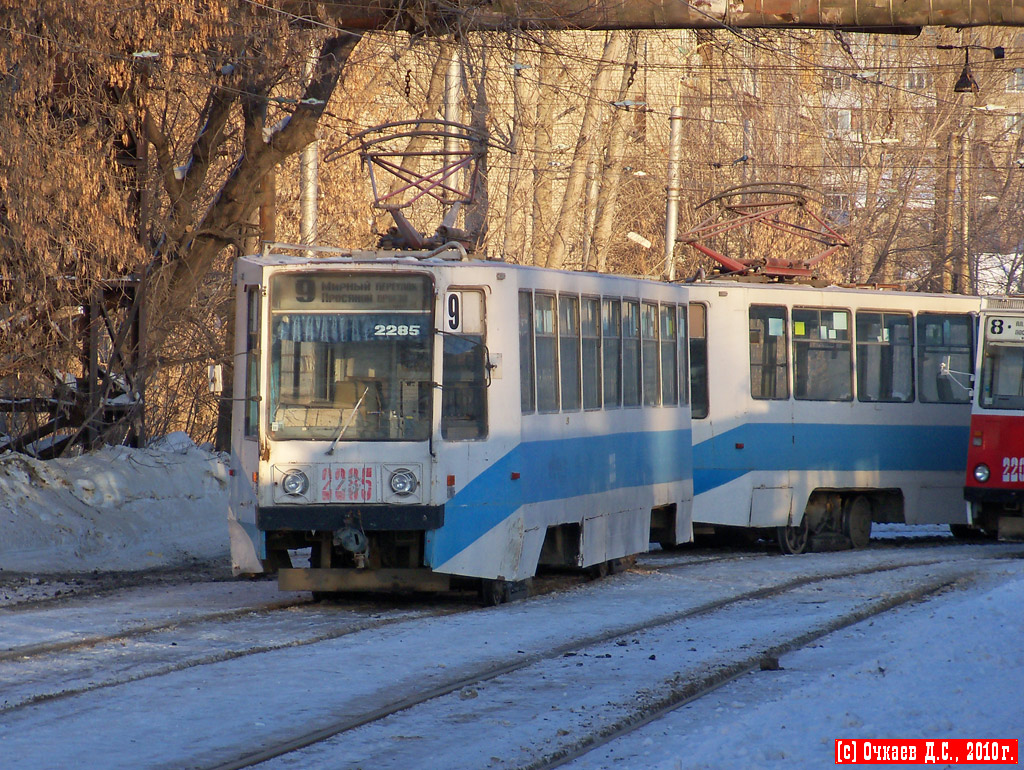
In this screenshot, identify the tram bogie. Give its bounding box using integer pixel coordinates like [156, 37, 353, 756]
[227, 246, 695, 598]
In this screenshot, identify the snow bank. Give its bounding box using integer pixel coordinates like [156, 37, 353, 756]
[0, 434, 231, 574]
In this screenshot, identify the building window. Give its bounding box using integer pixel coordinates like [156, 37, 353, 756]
[824, 72, 849, 91]
[1008, 67, 1024, 93]
[905, 71, 930, 90]
[826, 109, 852, 136]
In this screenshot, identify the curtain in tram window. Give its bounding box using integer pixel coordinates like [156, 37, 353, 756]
[272, 314, 430, 343]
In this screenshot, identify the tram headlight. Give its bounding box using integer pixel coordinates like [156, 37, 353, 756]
[974, 464, 991, 483]
[281, 469, 310, 496]
[389, 468, 418, 496]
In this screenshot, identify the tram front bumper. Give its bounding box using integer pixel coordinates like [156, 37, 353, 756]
[278, 567, 451, 593]
[257, 504, 444, 532]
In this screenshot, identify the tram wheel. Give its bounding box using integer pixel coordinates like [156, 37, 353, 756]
[609, 555, 637, 574]
[949, 523, 993, 540]
[776, 517, 810, 555]
[479, 579, 528, 606]
[842, 495, 873, 549]
[479, 579, 511, 606]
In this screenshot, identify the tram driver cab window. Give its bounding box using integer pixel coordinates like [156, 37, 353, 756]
[442, 289, 488, 440]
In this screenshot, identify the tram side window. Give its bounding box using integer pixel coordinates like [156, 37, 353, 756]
[917, 313, 973, 403]
[689, 303, 708, 419]
[623, 300, 641, 407]
[641, 302, 660, 406]
[535, 294, 559, 412]
[749, 305, 789, 400]
[660, 305, 678, 406]
[519, 291, 535, 413]
[442, 290, 488, 440]
[792, 308, 852, 401]
[856, 312, 913, 403]
[559, 295, 582, 410]
[582, 297, 602, 410]
[602, 298, 622, 408]
[244, 287, 261, 436]
[677, 305, 689, 405]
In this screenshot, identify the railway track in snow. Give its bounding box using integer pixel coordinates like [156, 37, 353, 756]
[202, 554, 996, 770]
[3, 543, 1021, 770]
[519, 575, 959, 770]
[0, 596, 461, 714]
[0, 551, 744, 715]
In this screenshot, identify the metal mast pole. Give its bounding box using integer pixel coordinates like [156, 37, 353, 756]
[664, 106, 684, 280]
[300, 40, 319, 249]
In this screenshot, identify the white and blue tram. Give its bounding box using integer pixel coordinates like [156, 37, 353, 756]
[685, 281, 981, 553]
[227, 246, 694, 599]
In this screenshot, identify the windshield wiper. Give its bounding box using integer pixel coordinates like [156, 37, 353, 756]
[326, 386, 369, 455]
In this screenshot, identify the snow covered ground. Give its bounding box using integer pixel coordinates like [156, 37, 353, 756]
[0, 442, 1022, 768]
[0, 433, 230, 575]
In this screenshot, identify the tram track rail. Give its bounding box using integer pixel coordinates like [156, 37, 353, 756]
[0, 603, 460, 715]
[517, 573, 964, 770]
[0, 556, 725, 715]
[201, 555, 970, 770]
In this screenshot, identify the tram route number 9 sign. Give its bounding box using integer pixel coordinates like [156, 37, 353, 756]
[986, 316, 1024, 342]
[321, 465, 373, 502]
[444, 291, 462, 333]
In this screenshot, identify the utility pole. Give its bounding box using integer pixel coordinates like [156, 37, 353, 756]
[299, 39, 319, 250]
[664, 106, 684, 281]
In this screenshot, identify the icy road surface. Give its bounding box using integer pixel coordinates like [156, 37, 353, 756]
[1, 534, 1022, 770]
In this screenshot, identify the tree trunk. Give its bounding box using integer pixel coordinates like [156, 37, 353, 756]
[545, 31, 628, 269]
[588, 33, 640, 272]
[530, 36, 558, 265]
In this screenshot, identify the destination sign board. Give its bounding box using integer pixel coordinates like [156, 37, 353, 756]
[985, 316, 1024, 343]
[271, 272, 431, 311]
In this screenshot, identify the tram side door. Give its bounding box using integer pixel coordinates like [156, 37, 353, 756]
[746, 302, 795, 528]
[226, 279, 265, 573]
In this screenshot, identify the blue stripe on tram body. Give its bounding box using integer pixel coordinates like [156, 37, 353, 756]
[693, 422, 970, 496]
[425, 428, 693, 567]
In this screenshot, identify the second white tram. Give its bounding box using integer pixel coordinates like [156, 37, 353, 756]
[685, 281, 980, 553]
[227, 247, 694, 600]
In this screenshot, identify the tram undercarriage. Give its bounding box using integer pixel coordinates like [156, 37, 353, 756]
[713, 490, 905, 554]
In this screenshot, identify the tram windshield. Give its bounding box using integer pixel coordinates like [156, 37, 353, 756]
[979, 338, 1024, 410]
[267, 272, 433, 441]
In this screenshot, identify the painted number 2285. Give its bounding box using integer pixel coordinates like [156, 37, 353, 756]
[1002, 456, 1024, 482]
[373, 324, 420, 336]
[322, 466, 373, 502]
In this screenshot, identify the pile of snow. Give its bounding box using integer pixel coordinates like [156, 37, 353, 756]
[0, 433, 231, 574]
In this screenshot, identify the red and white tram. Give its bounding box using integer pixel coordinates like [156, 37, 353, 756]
[964, 296, 1024, 539]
